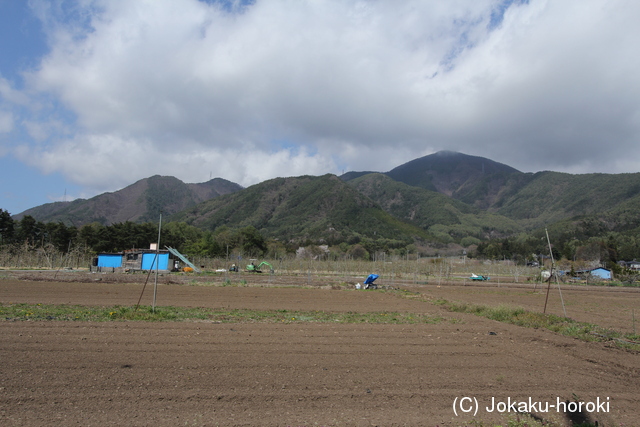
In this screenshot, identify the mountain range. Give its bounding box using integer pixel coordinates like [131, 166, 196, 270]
[12, 151, 640, 245]
[14, 176, 242, 226]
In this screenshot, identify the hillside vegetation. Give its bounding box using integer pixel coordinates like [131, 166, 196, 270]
[5, 151, 640, 263]
[13, 176, 242, 226]
[383, 150, 524, 209]
[174, 174, 431, 246]
[348, 173, 522, 244]
[495, 171, 640, 228]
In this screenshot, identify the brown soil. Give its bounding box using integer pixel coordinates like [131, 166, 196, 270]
[1, 271, 638, 426]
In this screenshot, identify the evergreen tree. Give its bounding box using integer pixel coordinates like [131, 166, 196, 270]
[0, 209, 15, 244]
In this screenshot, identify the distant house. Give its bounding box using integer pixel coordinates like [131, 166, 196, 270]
[623, 260, 640, 271]
[589, 267, 612, 280]
[617, 260, 640, 271]
[574, 267, 613, 281]
[93, 248, 173, 272]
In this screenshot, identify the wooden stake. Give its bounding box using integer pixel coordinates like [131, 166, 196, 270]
[543, 275, 552, 314]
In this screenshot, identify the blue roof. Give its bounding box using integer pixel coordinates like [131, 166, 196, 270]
[590, 267, 612, 279]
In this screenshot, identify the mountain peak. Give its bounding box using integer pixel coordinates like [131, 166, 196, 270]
[385, 151, 522, 206]
[433, 150, 459, 156]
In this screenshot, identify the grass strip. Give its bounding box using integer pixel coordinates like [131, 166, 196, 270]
[433, 298, 640, 351]
[0, 302, 443, 324]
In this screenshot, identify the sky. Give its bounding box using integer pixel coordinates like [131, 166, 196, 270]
[1, 0, 639, 215]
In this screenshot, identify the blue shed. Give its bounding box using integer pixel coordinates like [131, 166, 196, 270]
[93, 249, 173, 272]
[141, 252, 170, 270]
[96, 253, 123, 268]
[590, 267, 612, 280]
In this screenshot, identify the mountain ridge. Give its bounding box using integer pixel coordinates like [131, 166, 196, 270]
[9, 151, 640, 247]
[13, 175, 243, 226]
[172, 174, 431, 245]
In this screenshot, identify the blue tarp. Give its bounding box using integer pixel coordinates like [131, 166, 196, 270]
[364, 274, 379, 285]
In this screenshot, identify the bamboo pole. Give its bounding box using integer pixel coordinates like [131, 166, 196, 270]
[543, 227, 567, 317]
[152, 213, 162, 312]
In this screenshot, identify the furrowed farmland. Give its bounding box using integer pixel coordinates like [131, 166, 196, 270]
[0, 264, 638, 426]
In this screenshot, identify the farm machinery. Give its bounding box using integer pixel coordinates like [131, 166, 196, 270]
[470, 273, 490, 281]
[245, 261, 274, 273]
[228, 260, 274, 273]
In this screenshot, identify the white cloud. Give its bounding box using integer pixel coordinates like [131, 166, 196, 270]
[0, 76, 27, 136]
[0, 76, 30, 106]
[14, 131, 337, 192]
[0, 111, 13, 133]
[9, 0, 640, 198]
[438, 0, 640, 172]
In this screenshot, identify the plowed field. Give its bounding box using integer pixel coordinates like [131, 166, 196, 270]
[1, 271, 638, 426]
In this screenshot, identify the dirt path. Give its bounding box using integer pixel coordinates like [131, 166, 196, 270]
[1, 274, 638, 426]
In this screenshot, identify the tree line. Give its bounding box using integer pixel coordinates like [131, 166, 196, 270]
[2, 208, 639, 266]
[475, 231, 640, 273]
[0, 209, 421, 261]
[0, 209, 269, 257]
